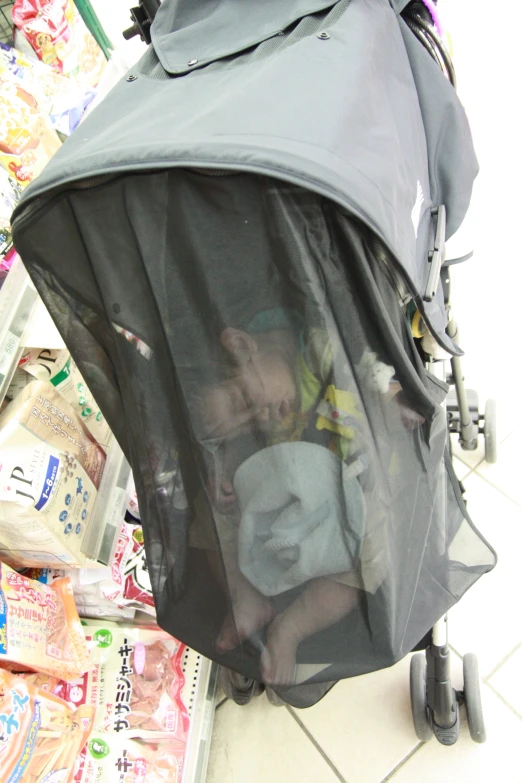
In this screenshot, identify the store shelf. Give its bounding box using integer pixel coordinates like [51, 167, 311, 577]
[0, 258, 67, 406]
[181, 650, 218, 783]
[0, 255, 39, 405]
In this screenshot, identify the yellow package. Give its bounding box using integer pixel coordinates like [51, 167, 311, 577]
[0, 380, 106, 567]
[0, 669, 93, 783]
[0, 563, 90, 680]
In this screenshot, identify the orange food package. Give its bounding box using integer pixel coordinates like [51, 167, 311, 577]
[0, 563, 90, 680]
[0, 669, 93, 783]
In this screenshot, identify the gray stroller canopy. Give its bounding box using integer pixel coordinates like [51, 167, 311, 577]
[12, 0, 493, 706]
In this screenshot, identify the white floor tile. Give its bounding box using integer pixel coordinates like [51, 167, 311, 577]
[488, 644, 522, 718]
[452, 454, 472, 480]
[206, 694, 343, 783]
[448, 473, 522, 675]
[387, 686, 522, 783]
[295, 657, 419, 783]
[475, 427, 522, 507]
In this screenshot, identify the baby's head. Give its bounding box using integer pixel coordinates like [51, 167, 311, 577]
[201, 325, 298, 439]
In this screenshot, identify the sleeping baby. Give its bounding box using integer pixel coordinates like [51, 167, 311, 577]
[196, 308, 422, 686]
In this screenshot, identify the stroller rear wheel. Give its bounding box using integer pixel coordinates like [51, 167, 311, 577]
[219, 667, 264, 706]
[463, 654, 486, 743]
[410, 654, 433, 741]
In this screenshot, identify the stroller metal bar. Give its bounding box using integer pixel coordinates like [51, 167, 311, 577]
[432, 614, 447, 647]
[447, 319, 478, 450]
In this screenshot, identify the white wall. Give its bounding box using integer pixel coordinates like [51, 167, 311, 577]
[90, 0, 137, 48]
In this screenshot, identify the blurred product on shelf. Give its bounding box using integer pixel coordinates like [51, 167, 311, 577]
[76, 734, 186, 783]
[0, 668, 94, 783]
[1, 41, 97, 136]
[20, 565, 138, 620]
[0, 562, 90, 678]
[0, 379, 106, 568]
[126, 476, 140, 521]
[12, 0, 106, 88]
[18, 346, 112, 447]
[0, 59, 61, 189]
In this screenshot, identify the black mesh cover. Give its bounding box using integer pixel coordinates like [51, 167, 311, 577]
[12, 170, 495, 706]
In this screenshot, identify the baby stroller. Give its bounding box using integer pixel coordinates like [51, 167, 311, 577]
[12, 0, 496, 746]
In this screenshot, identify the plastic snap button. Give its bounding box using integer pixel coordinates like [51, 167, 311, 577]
[317, 32, 330, 40]
[187, 59, 199, 66]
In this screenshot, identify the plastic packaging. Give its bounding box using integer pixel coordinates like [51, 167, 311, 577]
[19, 347, 112, 447]
[0, 57, 61, 187]
[76, 734, 186, 783]
[12, 0, 106, 88]
[0, 563, 90, 680]
[0, 380, 106, 567]
[106, 522, 155, 616]
[0, 669, 94, 783]
[81, 622, 189, 741]
[0, 41, 95, 136]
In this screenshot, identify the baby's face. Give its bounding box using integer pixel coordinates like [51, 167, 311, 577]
[202, 350, 297, 439]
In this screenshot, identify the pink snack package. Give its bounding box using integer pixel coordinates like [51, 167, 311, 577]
[81, 622, 190, 741]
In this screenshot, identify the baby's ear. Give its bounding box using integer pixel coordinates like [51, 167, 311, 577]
[220, 328, 258, 364]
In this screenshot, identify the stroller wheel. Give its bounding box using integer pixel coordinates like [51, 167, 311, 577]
[483, 399, 498, 464]
[265, 687, 285, 707]
[219, 667, 264, 706]
[410, 654, 433, 741]
[463, 654, 486, 743]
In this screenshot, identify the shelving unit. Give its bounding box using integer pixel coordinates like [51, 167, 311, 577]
[0, 1, 14, 45]
[1, 6, 218, 772]
[0, 254, 39, 405]
[181, 649, 218, 783]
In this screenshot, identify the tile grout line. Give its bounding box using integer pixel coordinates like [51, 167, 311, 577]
[484, 641, 522, 682]
[286, 706, 348, 783]
[485, 681, 522, 724]
[215, 697, 228, 710]
[377, 742, 424, 782]
[463, 467, 522, 510]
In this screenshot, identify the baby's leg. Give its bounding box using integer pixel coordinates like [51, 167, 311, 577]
[261, 579, 360, 686]
[207, 551, 276, 654]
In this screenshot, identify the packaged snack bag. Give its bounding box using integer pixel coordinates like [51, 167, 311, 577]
[0, 563, 90, 680]
[77, 734, 185, 783]
[0, 64, 61, 187]
[12, 0, 106, 88]
[0, 41, 95, 136]
[19, 348, 112, 447]
[81, 623, 190, 741]
[18, 567, 137, 621]
[106, 522, 155, 616]
[0, 669, 93, 783]
[0, 380, 106, 567]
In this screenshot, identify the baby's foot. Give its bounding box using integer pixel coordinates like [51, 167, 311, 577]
[216, 589, 275, 653]
[260, 616, 299, 688]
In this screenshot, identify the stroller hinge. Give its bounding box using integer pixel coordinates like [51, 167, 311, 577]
[123, 0, 160, 44]
[424, 205, 446, 302]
